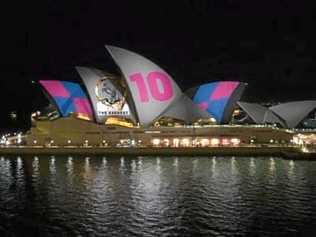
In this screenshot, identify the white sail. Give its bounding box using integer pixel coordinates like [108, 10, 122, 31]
[106, 45, 183, 126]
[76, 66, 133, 123]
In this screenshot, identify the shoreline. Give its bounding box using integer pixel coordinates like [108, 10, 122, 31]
[0, 146, 315, 160]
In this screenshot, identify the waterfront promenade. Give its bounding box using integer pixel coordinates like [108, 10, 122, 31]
[0, 145, 314, 160]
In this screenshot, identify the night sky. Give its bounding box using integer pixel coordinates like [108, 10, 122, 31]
[1, 1, 316, 130]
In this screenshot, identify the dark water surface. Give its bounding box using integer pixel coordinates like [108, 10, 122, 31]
[0, 156, 316, 236]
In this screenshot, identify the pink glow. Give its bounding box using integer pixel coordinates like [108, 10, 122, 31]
[198, 102, 208, 111]
[129, 73, 149, 102]
[39, 80, 70, 97]
[147, 71, 173, 101]
[73, 98, 93, 117]
[210, 82, 239, 100]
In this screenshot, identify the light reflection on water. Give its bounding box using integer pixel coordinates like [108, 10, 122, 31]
[0, 156, 316, 236]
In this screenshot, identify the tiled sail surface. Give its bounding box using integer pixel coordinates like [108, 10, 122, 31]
[237, 102, 268, 123]
[39, 80, 93, 121]
[270, 101, 316, 128]
[160, 94, 211, 123]
[237, 101, 286, 127]
[192, 81, 244, 124]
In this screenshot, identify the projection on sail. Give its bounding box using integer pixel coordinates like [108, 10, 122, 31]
[39, 80, 94, 121]
[191, 81, 246, 124]
[106, 45, 183, 126]
[76, 67, 132, 123]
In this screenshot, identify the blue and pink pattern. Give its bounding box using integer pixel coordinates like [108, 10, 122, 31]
[39, 80, 93, 121]
[193, 81, 240, 123]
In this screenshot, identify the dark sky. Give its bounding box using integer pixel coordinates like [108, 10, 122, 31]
[1, 0, 316, 129]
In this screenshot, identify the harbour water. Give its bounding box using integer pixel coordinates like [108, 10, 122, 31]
[0, 156, 316, 236]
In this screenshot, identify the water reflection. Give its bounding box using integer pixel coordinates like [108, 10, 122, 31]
[0, 156, 315, 237]
[32, 156, 40, 181]
[231, 156, 237, 174]
[131, 159, 136, 172]
[137, 156, 143, 168]
[66, 156, 74, 177]
[16, 156, 24, 186]
[287, 160, 295, 181]
[49, 156, 56, 175]
[211, 157, 217, 178]
[120, 157, 125, 167]
[173, 157, 178, 167]
[249, 157, 256, 176]
[156, 157, 161, 173]
[102, 157, 107, 167]
[269, 157, 276, 172]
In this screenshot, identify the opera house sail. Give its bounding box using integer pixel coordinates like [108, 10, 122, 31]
[75, 67, 135, 124]
[39, 80, 94, 121]
[18, 45, 315, 148]
[238, 101, 316, 128]
[106, 45, 184, 126]
[188, 81, 246, 124]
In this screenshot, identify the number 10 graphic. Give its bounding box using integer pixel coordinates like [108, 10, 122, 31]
[129, 71, 174, 103]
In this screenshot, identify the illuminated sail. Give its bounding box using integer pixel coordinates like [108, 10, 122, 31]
[76, 67, 133, 124]
[39, 80, 93, 121]
[106, 45, 183, 126]
[190, 81, 246, 124]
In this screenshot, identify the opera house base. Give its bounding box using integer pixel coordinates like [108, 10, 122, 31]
[0, 146, 314, 160]
[2, 117, 315, 160]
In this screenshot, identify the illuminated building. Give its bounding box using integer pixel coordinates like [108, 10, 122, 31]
[23, 46, 300, 147]
[238, 101, 316, 128]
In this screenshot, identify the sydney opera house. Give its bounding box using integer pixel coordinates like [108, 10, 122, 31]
[22, 46, 316, 148]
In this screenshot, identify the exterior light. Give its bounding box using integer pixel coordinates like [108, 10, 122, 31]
[181, 138, 190, 147]
[200, 138, 209, 147]
[50, 140, 54, 144]
[173, 138, 180, 147]
[67, 140, 71, 144]
[221, 138, 230, 146]
[210, 138, 220, 146]
[152, 138, 160, 146]
[17, 134, 22, 144]
[163, 138, 169, 147]
[33, 140, 37, 144]
[231, 138, 240, 146]
[270, 139, 274, 143]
